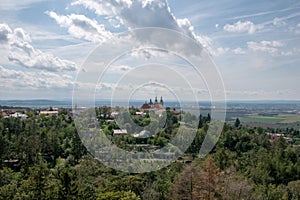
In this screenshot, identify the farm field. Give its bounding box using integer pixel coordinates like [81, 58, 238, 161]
[239, 114, 300, 124]
[226, 111, 300, 129]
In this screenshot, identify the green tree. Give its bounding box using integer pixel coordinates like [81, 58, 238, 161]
[58, 167, 78, 199]
[97, 191, 140, 200]
[26, 158, 50, 199]
[234, 118, 241, 128]
[287, 180, 300, 200]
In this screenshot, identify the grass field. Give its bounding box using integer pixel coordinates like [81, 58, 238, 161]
[239, 114, 300, 124]
[280, 115, 300, 123]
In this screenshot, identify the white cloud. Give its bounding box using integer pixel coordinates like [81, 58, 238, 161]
[108, 65, 132, 74]
[247, 40, 284, 55]
[226, 89, 297, 100]
[226, 90, 259, 97]
[72, 0, 113, 22]
[45, 0, 227, 59]
[281, 51, 293, 56]
[13, 28, 31, 42]
[224, 20, 262, 34]
[293, 23, 300, 34]
[8, 48, 77, 72]
[212, 47, 229, 56]
[70, 0, 208, 49]
[0, 0, 47, 10]
[130, 47, 170, 60]
[71, 0, 174, 29]
[0, 65, 73, 90]
[272, 17, 286, 27]
[97, 83, 115, 91]
[0, 65, 24, 79]
[0, 23, 12, 43]
[37, 71, 74, 89]
[46, 11, 112, 43]
[232, 47, 246, 55]
[0, 23, 77, 72]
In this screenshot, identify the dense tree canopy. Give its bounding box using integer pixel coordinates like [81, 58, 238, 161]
[0, 107, 299, 199]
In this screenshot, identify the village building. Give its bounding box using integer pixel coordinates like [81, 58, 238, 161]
[1, 111, 9, 118]
[1, 110, 28, 120]
[10, 112, 28, 120]
[113, 129, 128, 135]
[266, 132, 293, 143]
[39, 110, 59, 116]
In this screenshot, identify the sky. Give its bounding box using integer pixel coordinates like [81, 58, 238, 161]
[0, 0, 300, 101]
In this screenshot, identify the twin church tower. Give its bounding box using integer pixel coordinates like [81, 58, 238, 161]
[141, 96, 164, 110]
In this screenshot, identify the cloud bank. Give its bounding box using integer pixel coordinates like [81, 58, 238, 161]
[54, 0, 208, 49]
[0, 65, 73, 90]
[224, 20, 262, 34]
[0, 23, 77, 72]
[46, 11, 112, 43]
[247, 40, 284, 55]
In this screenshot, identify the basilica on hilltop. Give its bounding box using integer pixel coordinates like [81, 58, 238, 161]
[141, 96, 164, 110]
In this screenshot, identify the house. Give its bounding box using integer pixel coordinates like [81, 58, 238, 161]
[266, 132, 285, 138]
[266, 132, 293, 143]
[133, 130, 152, 138]
[1, 111, 9, 118]
[39, 110, 59, 116]
[135, 111, 145, 116]
[111, 112, 119, 118]
[4, 159, 21, 170]
[1, 110, 28, 119]
[113, 129, 128, 135]
[10, 112, 28, 120]
[283, 137, 293, 143]
[106, 119, 115, 124]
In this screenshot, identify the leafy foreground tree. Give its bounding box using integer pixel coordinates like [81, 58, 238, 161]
[234, 118, 241, 128]
[0, 111, 299, 199]
[169, 156, 262, 200]
[97, 190, 140, 200]
[168, 156, 223, 200]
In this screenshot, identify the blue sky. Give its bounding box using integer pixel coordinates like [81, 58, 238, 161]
[0, 0, 299, 101]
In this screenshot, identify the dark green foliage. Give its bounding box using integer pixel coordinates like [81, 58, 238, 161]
[0, 108, 299, 199]
[234, 117, 241, 128]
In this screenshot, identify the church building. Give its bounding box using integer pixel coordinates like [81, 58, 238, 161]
[141, 96, 164, 110]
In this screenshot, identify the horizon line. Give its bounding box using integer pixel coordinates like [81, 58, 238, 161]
[1, 99, 300, 102]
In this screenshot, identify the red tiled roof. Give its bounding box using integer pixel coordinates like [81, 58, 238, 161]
[141, 103, 151, 110]
[1, 112, 9, 117]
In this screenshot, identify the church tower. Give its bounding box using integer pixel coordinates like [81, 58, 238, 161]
[149, 98, 153, 105]
[160, 96, 164, 106]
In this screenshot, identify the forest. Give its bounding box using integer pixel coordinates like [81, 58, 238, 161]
[0, 106, 299, 200]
